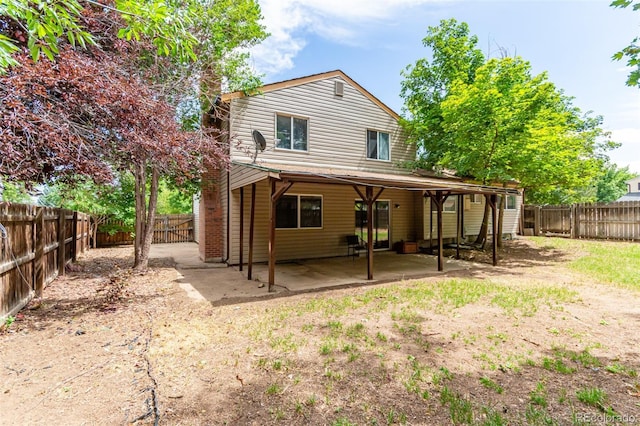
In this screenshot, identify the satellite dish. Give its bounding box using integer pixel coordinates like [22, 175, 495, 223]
[252, 130, 266, 151]
[251, 130, 266, 163]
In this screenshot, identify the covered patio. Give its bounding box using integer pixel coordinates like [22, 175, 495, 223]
[152, 243, 486, 303]
[231, 162, 520, 292]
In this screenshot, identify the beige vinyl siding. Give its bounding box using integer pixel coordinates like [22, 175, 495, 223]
[227, 77, 414, 174]
[429, 194, 521, 240]
[462, 195, 486, 238]
[502, 195, 522, 235]
[228, 182, 418, 265]
[627, 176, 640, 192]
[424, 196, 460, 240]
[230, 165, 269, 190]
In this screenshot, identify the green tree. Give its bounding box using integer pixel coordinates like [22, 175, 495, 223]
[402, 21, 616, 247]
[0, 180, 32, 203]
[156, 180, 194, 214]
[400, 19, 485, 169]
[594, 162, 636, 202]
[611, 0, 640, 87]
[39, 176, 136, 247]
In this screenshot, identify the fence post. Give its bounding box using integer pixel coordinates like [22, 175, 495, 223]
[34, 207, 44, 297]
[164, 216, 169, 243]
[71, 211, 78, 262]
[57, 209, 66, 276]
[534, 206, 541, 236]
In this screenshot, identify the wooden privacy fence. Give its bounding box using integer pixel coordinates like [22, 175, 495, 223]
[96, 214, 194, 247]
[523, 201, 640, 241]
[0, 203, 90, 319]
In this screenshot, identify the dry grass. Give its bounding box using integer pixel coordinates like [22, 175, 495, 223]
[1, 238, 640, 425]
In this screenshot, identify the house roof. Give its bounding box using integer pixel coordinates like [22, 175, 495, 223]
[220, 70, 401, 120]
[231, 161, 520, 196]
[617, 192, 640, 202]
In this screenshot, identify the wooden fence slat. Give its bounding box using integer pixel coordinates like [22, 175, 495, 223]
[1, 203, 89, 319]
[524, 201, 640, 242]
[96, 214, 194, 247]
[57, 210, 65, 276]
[34, 207, 44, 297]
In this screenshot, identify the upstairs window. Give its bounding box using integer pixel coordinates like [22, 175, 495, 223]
[276, 195, 322, 229]
[276, 114, 308, 151]
[367, 130, 390, 161]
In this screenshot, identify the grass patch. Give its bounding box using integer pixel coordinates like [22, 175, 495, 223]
[481, 406, 508, 426]
[440, 386, 474, 425]
[529, 382, 548, 408]
[541, 356, 576, 374]
[530, 237, 640, 290]
[480, 376, 504, 394]
[605, 362, 637, 377]
[576, 387, 609, 411]
[266, 383, 283, 395]
[524, 404, 558, 425]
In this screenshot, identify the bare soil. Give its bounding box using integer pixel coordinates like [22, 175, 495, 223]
[1, 239, 639, 425]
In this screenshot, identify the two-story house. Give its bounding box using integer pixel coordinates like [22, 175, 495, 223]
[196, 70, 521, 289]
[618, 176, 640, 201]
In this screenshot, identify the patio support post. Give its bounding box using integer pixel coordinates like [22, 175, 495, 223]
[268, 178, 276, 291]
[366, 186, 374, 280]
[268, 180, 294, 292]
[239, 187, 244, 271]
[248, 183, 256, 280]
[425, 190, 446, 271]
[456, 194, 463, 259]
[488, 194, 498, 266]
[423, 192, 433, 249]
[436, 191, 444, 271]
[353, 185, 383, 280]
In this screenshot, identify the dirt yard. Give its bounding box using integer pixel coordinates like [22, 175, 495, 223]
[1, 238, 639, 425]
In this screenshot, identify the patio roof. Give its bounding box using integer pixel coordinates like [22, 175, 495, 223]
[230, 161, 516, 292]
[231, 161, 520, 195]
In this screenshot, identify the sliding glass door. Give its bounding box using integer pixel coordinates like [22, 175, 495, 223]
[355, 200, 390, 250]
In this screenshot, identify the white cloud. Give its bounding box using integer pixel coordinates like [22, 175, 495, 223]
[251, 0, 445, 76]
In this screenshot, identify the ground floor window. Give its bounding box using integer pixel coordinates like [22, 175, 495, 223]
[276, 195, 322, 229]
[355, 200, 390, 249]
[506, 195, 517, 210]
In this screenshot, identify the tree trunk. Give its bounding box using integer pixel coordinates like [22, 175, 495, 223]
[497, 195, 505, 249]
[133, 163, 146, 268]
[133, 165, 159, 271]
[474, 199, 491, 249]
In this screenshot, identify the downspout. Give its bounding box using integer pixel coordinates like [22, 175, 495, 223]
[225, 169, 230, 264]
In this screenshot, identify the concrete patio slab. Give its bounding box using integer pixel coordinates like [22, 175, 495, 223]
[150, 243, 486, 305]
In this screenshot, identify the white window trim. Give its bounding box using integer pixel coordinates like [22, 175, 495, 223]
[505, 195, 517, 210]
[275, 113, 309, 152]
[442, 197, 457, 213]
[276, 194, 323, 230]
[365, 129, 391, 162]
[427, 197, 457, 213]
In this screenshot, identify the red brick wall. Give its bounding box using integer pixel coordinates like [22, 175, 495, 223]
[199, 167, 224, 262]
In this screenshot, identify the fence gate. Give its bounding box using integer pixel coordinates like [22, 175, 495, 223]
[96, 214, 194, 247]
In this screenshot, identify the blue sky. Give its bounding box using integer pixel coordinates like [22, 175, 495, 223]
[249, 0, 640, 175]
